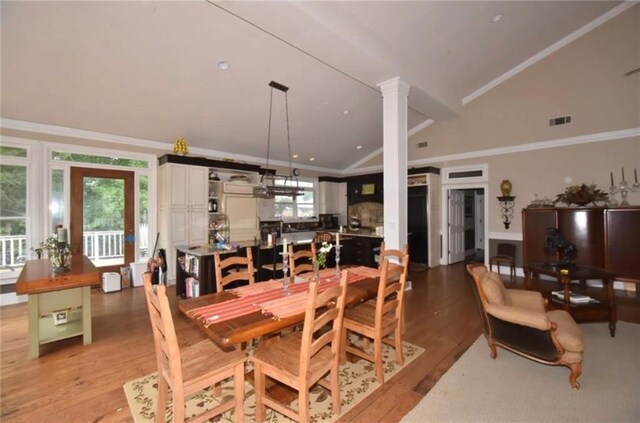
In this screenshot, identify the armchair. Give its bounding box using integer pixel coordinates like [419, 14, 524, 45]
[466, 263, 585, 389]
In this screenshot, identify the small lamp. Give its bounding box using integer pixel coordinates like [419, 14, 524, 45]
[497, 180, 516, 229]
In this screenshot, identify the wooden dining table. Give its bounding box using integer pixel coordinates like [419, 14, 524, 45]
[178, 267, 381, 350]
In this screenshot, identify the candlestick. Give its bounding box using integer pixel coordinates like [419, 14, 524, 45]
[282, 250, 290, 295]
[610, 172, 614, 186]
[336, 231, 340, 246]
[282, 238, 287, 254]
[57, 228, 67, 243]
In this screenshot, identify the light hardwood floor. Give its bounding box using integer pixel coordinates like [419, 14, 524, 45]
[1, 262, 638, 422]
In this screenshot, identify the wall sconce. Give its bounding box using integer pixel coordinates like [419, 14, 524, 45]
[498, 179, 515, 229]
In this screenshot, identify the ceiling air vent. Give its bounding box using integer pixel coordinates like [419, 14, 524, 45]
[549, 115, 572, 126]
[417, 141, 428, 149]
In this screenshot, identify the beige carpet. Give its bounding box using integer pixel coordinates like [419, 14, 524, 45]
[124, 339, 424, 422]
[402, 322, 640, 423]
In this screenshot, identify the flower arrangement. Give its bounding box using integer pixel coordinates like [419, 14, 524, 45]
[33, 233, 71, 270]
[316, 242, 334, 269]
[555, 183, 608, 206]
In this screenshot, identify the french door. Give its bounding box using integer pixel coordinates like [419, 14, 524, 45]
[70, 167, 135, 273]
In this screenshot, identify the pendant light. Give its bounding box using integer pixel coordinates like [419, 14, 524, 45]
[253, 81, 304, 199]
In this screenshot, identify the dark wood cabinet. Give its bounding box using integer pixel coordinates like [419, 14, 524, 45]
[522, 207, 640, 279]
[346, 173, 383, 205]
[341, 236, 382, 267]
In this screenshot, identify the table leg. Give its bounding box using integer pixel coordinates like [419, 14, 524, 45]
[27, 294, 40, 359]
[606, 278, 616, 337]
[82, 286, 92, 345]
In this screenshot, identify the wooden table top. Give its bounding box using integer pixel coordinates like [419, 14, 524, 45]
[525, 262, 616, 281]
[16, 256, 100, 295]
[178, 275, 381, 350]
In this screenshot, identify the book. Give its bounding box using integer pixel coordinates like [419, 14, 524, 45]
[551, 290, 592, 304]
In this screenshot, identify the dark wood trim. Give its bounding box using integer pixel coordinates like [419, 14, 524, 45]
[159, 154, 261, 173]
[318, 176, 346, 183]
[408, 166, 440, 175]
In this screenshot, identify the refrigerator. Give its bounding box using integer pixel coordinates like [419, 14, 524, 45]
[408, 185, 428, 265]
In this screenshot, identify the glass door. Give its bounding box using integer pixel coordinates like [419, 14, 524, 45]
[70, 167, 135, 272]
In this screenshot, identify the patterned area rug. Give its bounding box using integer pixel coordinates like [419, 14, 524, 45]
[124, 339, 424, 422]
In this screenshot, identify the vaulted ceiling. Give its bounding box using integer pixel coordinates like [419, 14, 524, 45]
[0, 1, 624, 172]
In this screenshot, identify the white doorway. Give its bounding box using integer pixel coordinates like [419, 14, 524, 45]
[440, 164, 489, 266]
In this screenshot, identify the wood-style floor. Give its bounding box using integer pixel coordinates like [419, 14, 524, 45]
[1, 262, 638, 422]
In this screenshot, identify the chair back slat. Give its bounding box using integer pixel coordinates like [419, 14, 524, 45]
[299, 270, 348, 381]
[289, 244, 317, 276]
[142, 273, 184, 391]
[375, 255, 409, 328]
[214, 248, 255, 292]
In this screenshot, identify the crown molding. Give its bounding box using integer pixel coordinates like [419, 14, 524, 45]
[462, 1, 637, 105]
[0, 118, 340, 174]
[408, 127, 640, 167]
[408, 119, 434, 137]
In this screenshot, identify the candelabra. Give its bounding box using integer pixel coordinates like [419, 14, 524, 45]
[281, 251, 291, 295]
[609, 168, 639, 206]
[334, 244, 341, 279]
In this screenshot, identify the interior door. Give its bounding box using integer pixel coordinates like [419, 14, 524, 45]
[70, 167, 135, 273]
[408, 185, 428, 264]
[448, 189, 465, 264]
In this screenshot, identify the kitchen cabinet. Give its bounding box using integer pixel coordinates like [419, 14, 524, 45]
[341, 235, 382, 267]
[158, 163, 208, 282]
[223, 184, 259, 242]
[347, 173, 383, 205]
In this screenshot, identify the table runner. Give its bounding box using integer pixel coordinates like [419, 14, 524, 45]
[186, 267, 373, 325]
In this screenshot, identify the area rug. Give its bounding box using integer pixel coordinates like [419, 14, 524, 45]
[124, 339, 424, 422]
[402, 322, 640, 422]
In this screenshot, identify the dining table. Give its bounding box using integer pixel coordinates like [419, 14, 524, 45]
[178, 266, 382, 350]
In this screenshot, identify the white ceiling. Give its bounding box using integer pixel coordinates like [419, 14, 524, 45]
[0, 1, 624, 172]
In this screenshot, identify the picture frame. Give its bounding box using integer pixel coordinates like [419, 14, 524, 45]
[362, 183, 375, 195]
[52, 309, 69, 325]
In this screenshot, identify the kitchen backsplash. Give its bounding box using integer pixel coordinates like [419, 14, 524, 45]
[348, 202, 383, 228]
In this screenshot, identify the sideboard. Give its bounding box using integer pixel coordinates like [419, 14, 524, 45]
[522, 206, 640, 281]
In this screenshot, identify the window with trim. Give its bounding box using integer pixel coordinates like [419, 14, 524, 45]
[0, 146, 29, 273]
[274, 179, 316, 219]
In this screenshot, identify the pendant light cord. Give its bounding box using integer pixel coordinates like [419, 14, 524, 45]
[263, 86, 274, 184]
[285, 91, 293, 178]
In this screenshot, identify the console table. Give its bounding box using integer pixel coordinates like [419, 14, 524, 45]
[16, 256, 99, 358]
[524, 263, 617, 337]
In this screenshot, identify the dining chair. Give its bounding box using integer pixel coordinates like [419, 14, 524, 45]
[142, 272, 246, 422]
[214, 247, 255, 292]
[489, 242, 517, 281]
[341, 256, 409, 384]
[377, 242, 410, 335]
[288, 243, 317, 277]
[312, 231, 333, 244]
[252, 269, 349, 423]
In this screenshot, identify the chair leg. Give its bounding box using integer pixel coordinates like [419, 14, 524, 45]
[340, 328, 347, 363]
[488, 341, 497, 359]
[234, 363, 245, 423]
[394, 327, 404, 366]
[254, 363, 266, 423]
[299, 387, 310, 423]
[330, 365, 341, 416]
[569, 362, 582, 389]
[374, 338, 384, 384]
[156, 375, 169, 422]
[172, 393, 185, 423]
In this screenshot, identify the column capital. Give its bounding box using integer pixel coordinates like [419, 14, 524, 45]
[377, 77, 411, 97]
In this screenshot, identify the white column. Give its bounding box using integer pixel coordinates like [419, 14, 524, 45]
[378, 77, 410, 251]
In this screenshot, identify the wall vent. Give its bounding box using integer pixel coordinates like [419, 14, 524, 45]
[416, 141, 428, 149]
[549, 115, 572, 126]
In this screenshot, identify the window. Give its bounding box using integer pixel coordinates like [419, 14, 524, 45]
[0, 146, 29, 273]
[274, 179, 316, 220]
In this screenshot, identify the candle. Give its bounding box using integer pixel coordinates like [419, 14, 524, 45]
[610, 172, 614, 186]
[57, 228, 67, 243]
[282, 238, 287, 254]
[622, 167, 625, 182]
[336, 232, 340, 247]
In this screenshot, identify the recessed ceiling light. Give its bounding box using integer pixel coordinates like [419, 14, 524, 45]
[356, 145, 363, 150]
[491, 13, 503, 23]
[343, 110, 350, 115]
[309, 157, 315, 162]
[217, 61, 230, 70]
[292, 154, 299, 158]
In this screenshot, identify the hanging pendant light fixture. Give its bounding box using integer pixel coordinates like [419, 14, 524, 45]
[253, 81, 304, 199]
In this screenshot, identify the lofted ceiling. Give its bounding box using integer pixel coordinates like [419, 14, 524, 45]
[0, 1, 624, 172]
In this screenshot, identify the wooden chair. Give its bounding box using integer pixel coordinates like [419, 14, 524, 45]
[313, 231, 333, 244]
[466, 263, 584, 388]
[377, 242, 410, 335]
[288, 243, 317, 277]
[142, 272, 246, 422]
[252, 270, 349, 423]
[214, 248, 255, 292]
[341, 256, 409, 384]
[489, 242, 516, 281]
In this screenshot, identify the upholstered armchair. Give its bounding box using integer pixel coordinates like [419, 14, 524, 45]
[466, 263, 585, 389]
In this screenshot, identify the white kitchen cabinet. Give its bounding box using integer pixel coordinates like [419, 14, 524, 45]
[158, 163, 208, 283]
[223, 194, 258, 242]
[319, 181, 347, 216]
